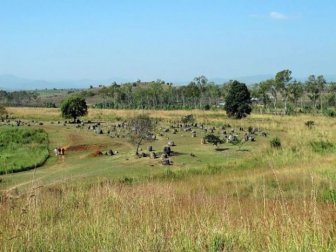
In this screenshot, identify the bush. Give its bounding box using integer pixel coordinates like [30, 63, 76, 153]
[181, 114, 195, 124]
[45, 102, 57, 108]
[204, 104, 211, 110]
[323, 109, 336, 117]
[205, 134, 223, 146]
[305, 120, 315, 129]
[270, 137, 281, 149]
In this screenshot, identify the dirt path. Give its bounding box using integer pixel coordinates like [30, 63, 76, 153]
[0, 126, 115, 193]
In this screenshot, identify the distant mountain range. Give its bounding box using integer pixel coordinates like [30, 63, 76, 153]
[1, 74, 336, 91]
[0, 75, 129, 91]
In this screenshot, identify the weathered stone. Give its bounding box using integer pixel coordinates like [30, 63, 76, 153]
[167, 141, 175, 146]
[163, 146, 171, 156]
[161, 159, 171, 165]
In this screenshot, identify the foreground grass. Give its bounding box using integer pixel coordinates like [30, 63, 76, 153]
[0, 127, 49, 174]
[1, 176, 335, 251]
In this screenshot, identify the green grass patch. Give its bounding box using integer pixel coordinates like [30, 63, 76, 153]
[0, 127, 49, 174]
[310, 140, 335, 153]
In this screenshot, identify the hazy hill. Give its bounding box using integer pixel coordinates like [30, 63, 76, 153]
[1, 74, 336, 91]
[0, 75, 128, 91]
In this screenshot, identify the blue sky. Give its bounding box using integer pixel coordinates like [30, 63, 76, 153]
[0, 0, 335, 82]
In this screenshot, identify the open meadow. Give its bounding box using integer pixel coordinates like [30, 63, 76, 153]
[1, 107, 336, 251]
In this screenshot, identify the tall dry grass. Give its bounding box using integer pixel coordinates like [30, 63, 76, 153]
[1, 176, 335, 251]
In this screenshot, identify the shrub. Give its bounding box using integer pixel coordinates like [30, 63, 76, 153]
[205, 134, 223, 146]
[305, 120, 315, 129]
[119, 176, 134, 184]
[204, 104, 211, 110]
[270, 137, 281, 149]
[181, 114, 195, 124]
[323, 109, 336, 117]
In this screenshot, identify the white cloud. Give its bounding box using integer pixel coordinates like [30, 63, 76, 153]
[270, 11, 288, 20]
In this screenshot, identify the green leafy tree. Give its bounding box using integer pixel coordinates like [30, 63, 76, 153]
[61, 96, 88, 122]
[192, 75, 208, 108]
[328, 82, 336, 107]
[256, 80, 273, 109]
[305, 75, 326, 111]
[288, 80, 304, 109]
[317, 75, 326, 111]
[224, 80, 252, 119]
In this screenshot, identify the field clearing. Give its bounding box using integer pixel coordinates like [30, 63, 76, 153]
[1, 108, 336, 250]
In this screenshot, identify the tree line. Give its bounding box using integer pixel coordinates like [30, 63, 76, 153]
[0, 90, 40, 107]
[94, 76, 223, 110]
[251, 70, 336, 114]
[1, 70, 336, 115]
[93, 71, 336, 115]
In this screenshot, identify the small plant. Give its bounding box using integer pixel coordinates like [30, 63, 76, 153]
[210, 235, 226, 252]
[305, 120, 315, 129]
[119, 176, 134, 184]
[270, 137, 281, 149]
[229, 136, 246, 151]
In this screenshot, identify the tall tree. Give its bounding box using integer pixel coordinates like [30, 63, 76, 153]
[288, 81, 304, 109]
[191, 75, 208, 108]
[224, 80, 252, 119]
[317, 75, 326, 112]
[0, 104, 8, 120]
[256, 80, 273, 109]
[127, 114, 155, 155]
[60, 96, 88, 122]
[305, 75, 323, 110]
[275, 69, 292, 114]
[328, 82, 336, 108]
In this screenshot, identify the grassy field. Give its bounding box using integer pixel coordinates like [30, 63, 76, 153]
[0, 127, 49, 174]
[1, 107, 336, 251]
